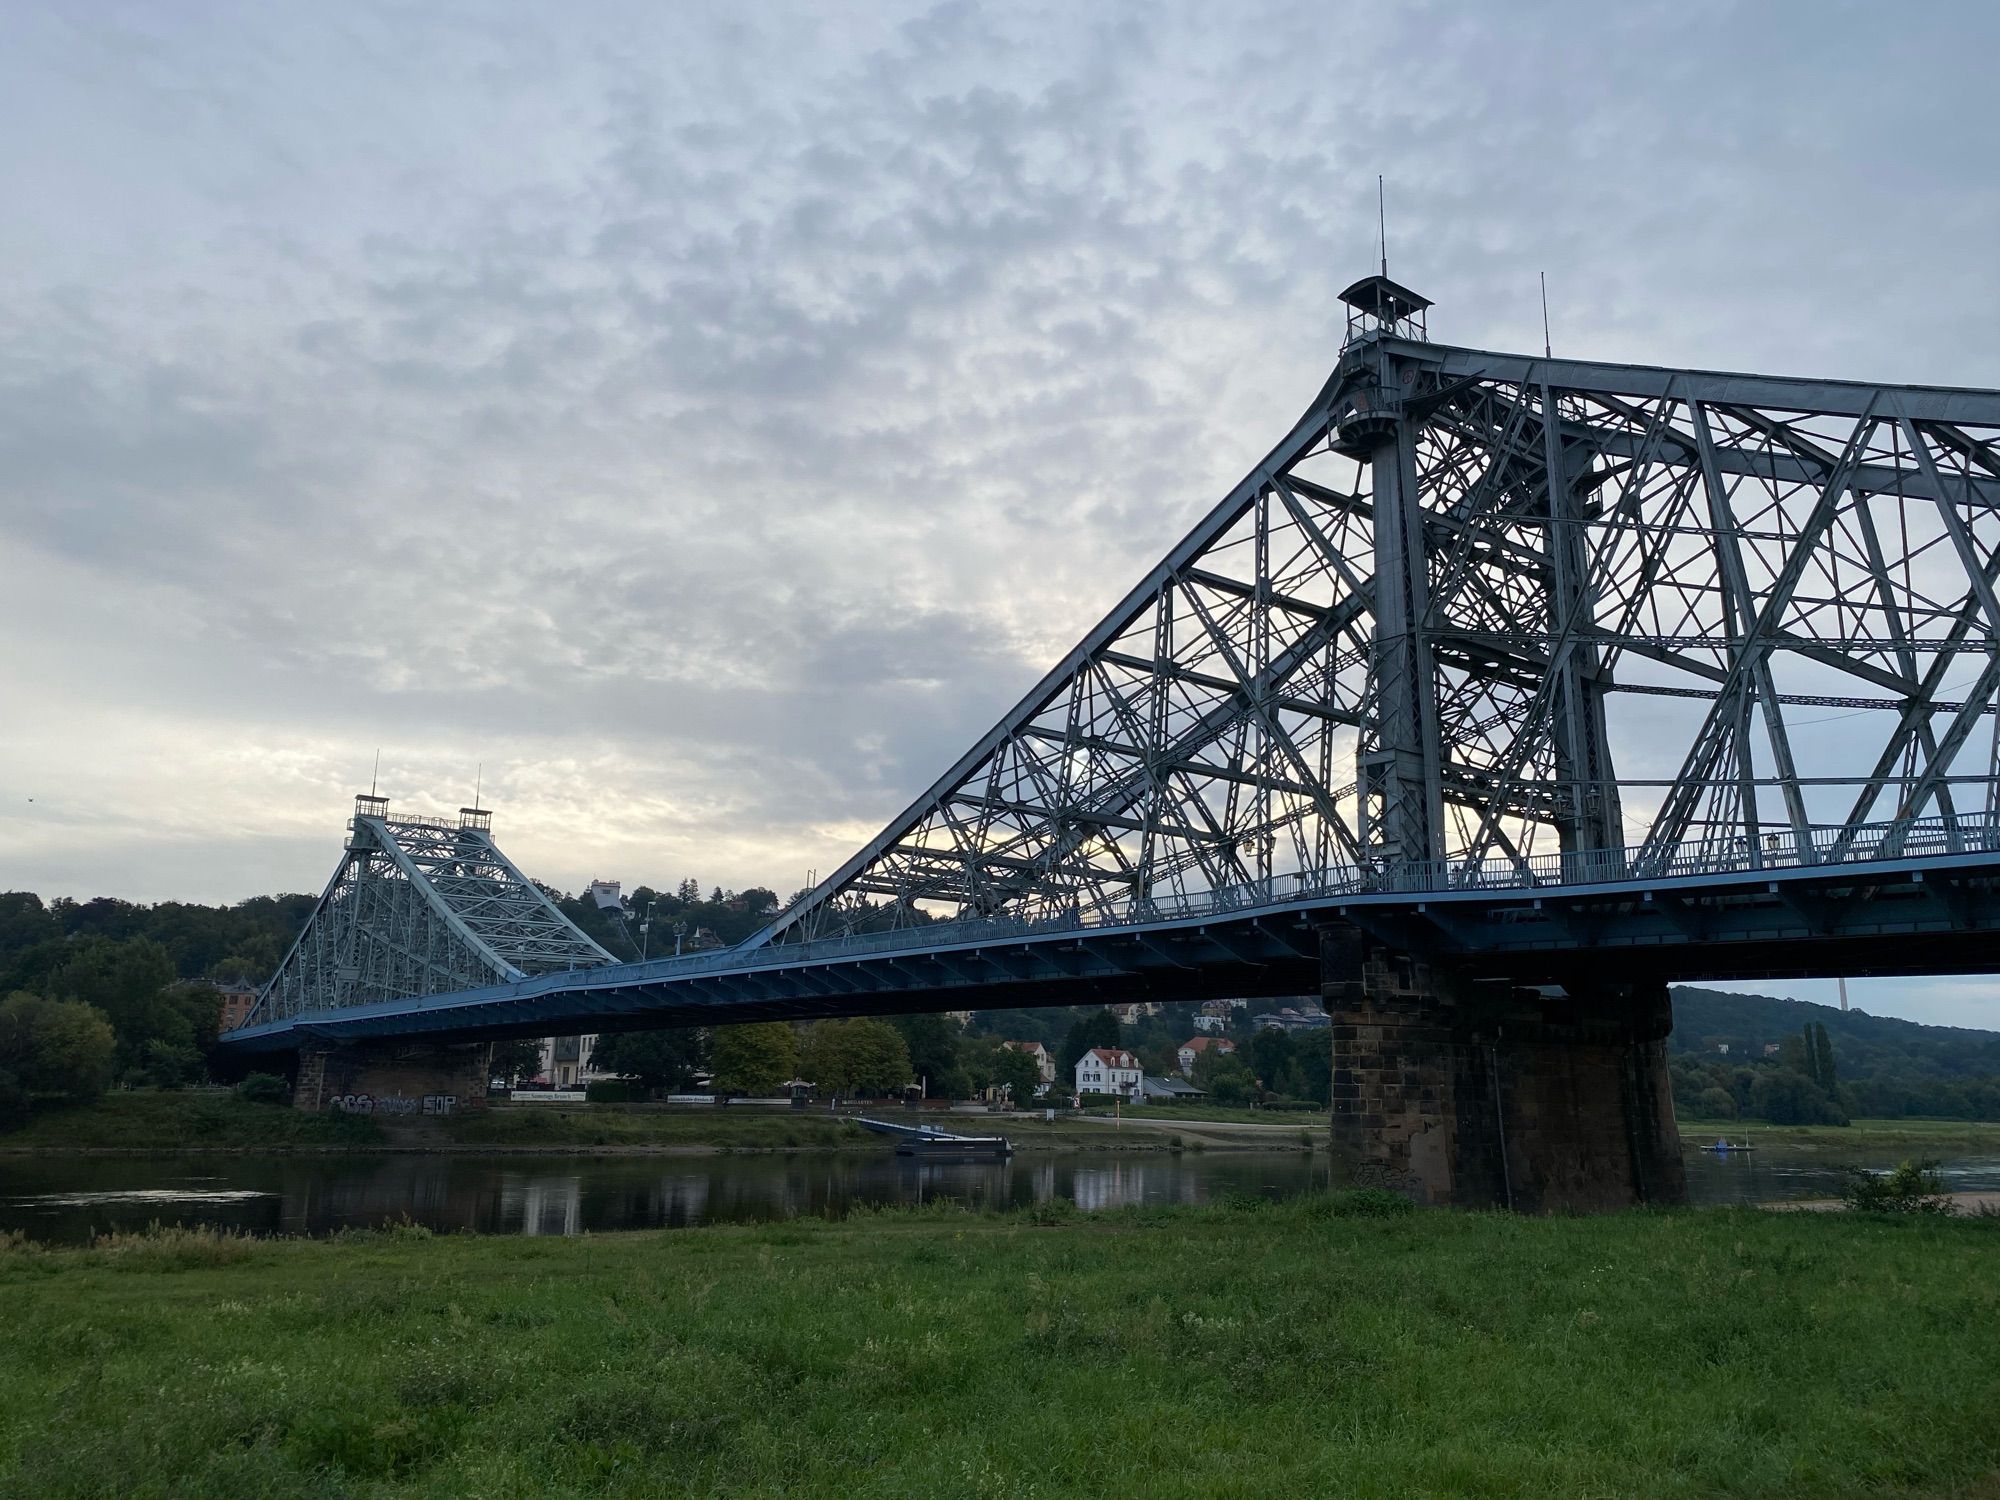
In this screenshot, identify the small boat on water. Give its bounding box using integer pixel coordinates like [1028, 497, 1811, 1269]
[856, 1117, 1014, 1159]
[1706, 1139, 1756, 1153]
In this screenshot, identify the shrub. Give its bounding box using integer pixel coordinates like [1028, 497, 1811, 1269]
[584, 1079, 638, 1104]
[1841, 1158, 1956, 1215]
[234, 1072, 290, 1106]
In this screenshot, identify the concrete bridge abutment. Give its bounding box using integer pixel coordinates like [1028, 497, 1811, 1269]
[294, 1039, 491, 1118]
[1320, 927, 1684, 1212]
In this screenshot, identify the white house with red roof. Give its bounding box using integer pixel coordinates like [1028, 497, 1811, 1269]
[1002, 1039, 1055, 1084]
[1177, 1035, 1236, 1076]
[1074, 1046, 1144, 1098]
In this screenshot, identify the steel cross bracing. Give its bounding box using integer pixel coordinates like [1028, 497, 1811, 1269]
[245, 802, 614, 1026]
[752, 298, 2000, 950]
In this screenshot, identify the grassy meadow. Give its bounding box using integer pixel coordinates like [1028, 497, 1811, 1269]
[1, 1198, 1996, 1498]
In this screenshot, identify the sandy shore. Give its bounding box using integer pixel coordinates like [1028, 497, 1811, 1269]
[1767, 1190, 2000, 1213]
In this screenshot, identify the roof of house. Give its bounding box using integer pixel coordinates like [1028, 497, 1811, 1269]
[1141, 1076, 1206, 1099]
[1179, 1036, 1234, 1054]
[1080, 1047, 1140, 1070]
[1003, 1040, 1048, 1055]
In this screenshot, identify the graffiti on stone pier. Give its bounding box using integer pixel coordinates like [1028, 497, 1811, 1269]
[328, 1094, 458, 1117]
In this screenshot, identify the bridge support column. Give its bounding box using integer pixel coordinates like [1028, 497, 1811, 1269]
[294, 1039, 491, 1118]
[1321, 928, 1683, 1211]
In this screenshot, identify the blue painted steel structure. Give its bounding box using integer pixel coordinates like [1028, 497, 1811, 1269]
[222, 279, 2000, 1056]
[222, 823, 2000, 1052]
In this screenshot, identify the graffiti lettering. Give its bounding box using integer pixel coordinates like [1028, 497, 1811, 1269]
[327, 1094, 458, 1116]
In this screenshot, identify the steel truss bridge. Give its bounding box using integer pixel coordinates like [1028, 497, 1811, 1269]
[225, 276, 2000, 1054]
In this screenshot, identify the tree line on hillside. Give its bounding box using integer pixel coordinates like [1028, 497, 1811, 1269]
[1668, 985, 2000, 1122]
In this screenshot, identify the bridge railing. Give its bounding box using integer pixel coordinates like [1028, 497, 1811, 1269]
[288, 812, 2000, 1013]
[729, 811, 2000, 966]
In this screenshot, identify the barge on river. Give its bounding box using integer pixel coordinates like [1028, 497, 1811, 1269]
[856, 1117, 1014, 1160]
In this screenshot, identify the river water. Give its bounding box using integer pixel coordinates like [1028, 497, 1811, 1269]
[4, 1142, 1995, 1245]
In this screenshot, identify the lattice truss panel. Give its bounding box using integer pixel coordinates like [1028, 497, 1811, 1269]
[1419, 380, 2000, 869]
[755, 334, 2000, 944]
[247, 813, 613, 1024]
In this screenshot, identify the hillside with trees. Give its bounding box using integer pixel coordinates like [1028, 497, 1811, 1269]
[1668, 985, 2000, 1121]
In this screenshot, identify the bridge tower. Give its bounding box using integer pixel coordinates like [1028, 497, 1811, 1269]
[245, 796, 616, 1113]
[1323, 279, 1673, 1209]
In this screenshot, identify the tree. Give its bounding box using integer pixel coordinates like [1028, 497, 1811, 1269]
[1057, 1009, 1123, 1080]
[590, 1028, 706, 1092]
[800, 1019, 910, 1097]
[710, 1022, 798, 1096]
[988, 1045, 1043, 1107]
[1696, 1086, 1737, 1120]
[1194, 1047, 1256, 1106]
[891, 1013, 966, 1098]
[0, 992, 116, 1103]
[1812, 1022, 1837, 1095]
[37, 939, 222, 1077]
[1749, 1068, 1846, 1125]
[1248, 1029, 1305, 1099]
[488, 1038, 545, 1086]
[676, 878, 701, 905]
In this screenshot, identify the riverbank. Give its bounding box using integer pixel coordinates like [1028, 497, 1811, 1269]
[2, 1198, 1995, 1497]
[1676, 1117, 2000, 1151]
[0, 1092, 1318, 1156]
[12, 1093, 1999, 1161]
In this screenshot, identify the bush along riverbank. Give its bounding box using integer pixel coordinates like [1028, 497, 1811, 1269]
[1, 1196, 1996, 1497]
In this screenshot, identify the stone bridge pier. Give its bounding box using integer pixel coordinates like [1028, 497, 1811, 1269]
[294, 1038, 491, 1118]
[1320, 927, 1684, 1212]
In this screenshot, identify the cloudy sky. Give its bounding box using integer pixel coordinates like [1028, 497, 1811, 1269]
[5, 1, 2000, 1024]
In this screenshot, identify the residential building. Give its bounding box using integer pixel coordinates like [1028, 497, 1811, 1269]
[1074, 1046, 1144, 1099]
[1002, 1039, 1056, 1084]
[215, 981, 260, 1033]
[540, 1034, 608, 1089]
[1249, 1005, 1332, 1033]
[1191, 1012, 1227, 1035]
[1141, 1075, 1206, 1103]
[1177, 1035, 1236, 1076]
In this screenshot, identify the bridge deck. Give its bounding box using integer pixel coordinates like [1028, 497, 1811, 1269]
[219, 832, 2000, 1052]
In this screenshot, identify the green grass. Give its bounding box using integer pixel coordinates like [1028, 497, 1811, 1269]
[1, 1200, 1995, 1498]
[0, 1091, 383, 1150]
